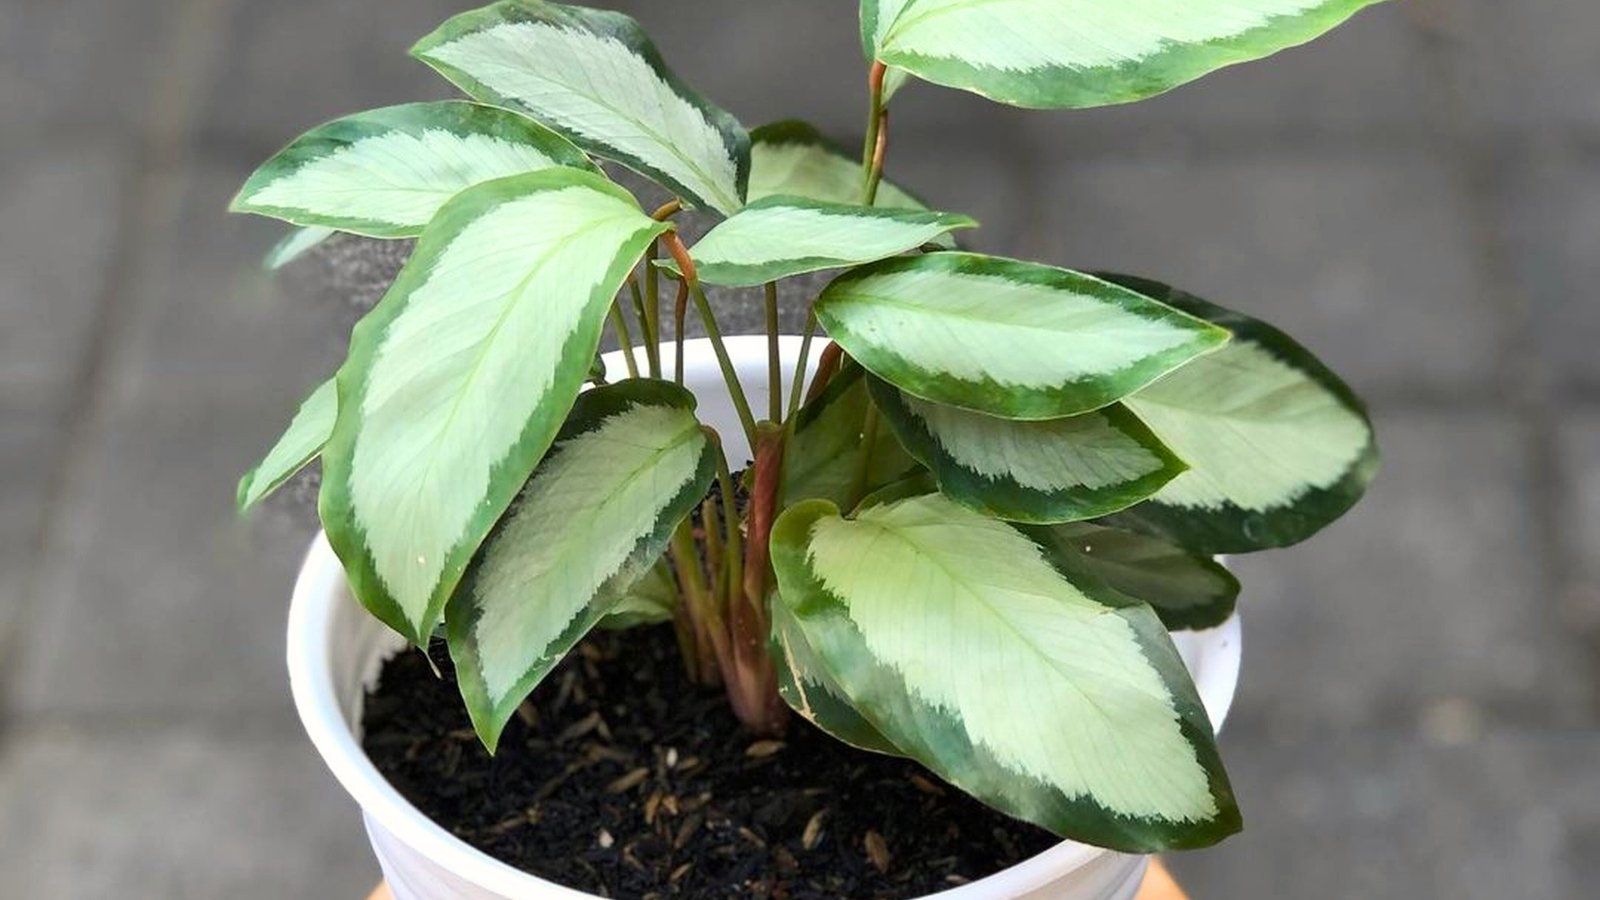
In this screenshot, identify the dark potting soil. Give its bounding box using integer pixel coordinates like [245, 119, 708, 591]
[361, 625, 1058, 899]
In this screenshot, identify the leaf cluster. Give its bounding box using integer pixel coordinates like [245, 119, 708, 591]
[234, 0, 1384, 853]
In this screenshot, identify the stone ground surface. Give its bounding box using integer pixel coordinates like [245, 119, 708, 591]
[1, 1, 1596, 897]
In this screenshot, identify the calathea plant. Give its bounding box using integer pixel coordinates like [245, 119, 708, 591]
[234, 0, 1383, 854]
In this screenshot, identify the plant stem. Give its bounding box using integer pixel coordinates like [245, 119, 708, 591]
[673, 279, 689, 386]
[805, 340, 844, 405]
[764, 282, 782, 422]
[663, 233, 757, 447]
[725, 424, 789, 736]
[607, 302, 640, 379]
[847, 398, 882, 509]
[669, 514, 723, 686]
[861, 61, 890, 205]
[787, 306, 818, 421]
[643, 241, 663, 377]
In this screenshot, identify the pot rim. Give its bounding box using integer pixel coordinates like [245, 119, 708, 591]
[287, 336, 1242, 900]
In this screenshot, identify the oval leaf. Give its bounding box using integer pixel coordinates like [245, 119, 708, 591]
[231, 101, 596, 238]
[863, 0, 1384, 110]
[867, 375, 1184, 524]
[320, 169, 672, 646]
[1100, 275, 1378, 553]
[749, 120, 935, 212]
[1027, 522, 1239, 631]
[448, 380, 714, 750]
[816, 253, 1230, 420]
[783, 364, 919, 509]
[237, 378, 336, 513]
[770, 493, 1240, 851]
[678, 196, 975, 288]
[413, 1, 749, 215]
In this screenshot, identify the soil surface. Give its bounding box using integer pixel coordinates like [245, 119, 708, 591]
[362, 625, 1057, 899]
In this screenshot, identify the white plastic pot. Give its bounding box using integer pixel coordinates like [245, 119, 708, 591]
[288, 337, 1242, 900]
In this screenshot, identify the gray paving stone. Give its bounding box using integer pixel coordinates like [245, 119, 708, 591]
[1223, 408, 1592, 734]
[1450, 0, 1600, 135]
[0, 141, 131, 403]
[1023, 2, 1433, 153]
[0, 0, 184, 136]
[1021, 150, 1501, 400]
[1495, 150, 1600, 391]
[0, 726, 376, 900]
[0, 400, 62, 654]
[115, 165, 348, 394]
[1558, 411, 1600, 632]
[1169, 731, 1600, 900]
[199, 0, 463, 150]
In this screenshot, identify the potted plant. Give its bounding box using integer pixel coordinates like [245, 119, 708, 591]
[235, 2, 1384, 898]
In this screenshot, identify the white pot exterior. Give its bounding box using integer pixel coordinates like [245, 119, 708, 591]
[288, 337, 1242, 900]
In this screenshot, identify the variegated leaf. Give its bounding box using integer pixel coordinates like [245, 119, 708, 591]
[320, 169, 672, 646]
[413, 1, 749, 215]
[1100, 275, 1378, 553]
[861, 0, 1384, 110]
[783, 364, 919, 509]
[749, 120, 933, 211]
[448, 380, 714, 749]
[264, 226, 336, 270]
[816, 253, 1230, 420]
[673, 196, 975, 288]
[231, 101, 596, 238]
[236, 378, 335, 513]
[867, 375, 1184, 524]
[771, 594, 900, 756]
[770, 493, 1240, 851]
[1028, 522, 1238, 631]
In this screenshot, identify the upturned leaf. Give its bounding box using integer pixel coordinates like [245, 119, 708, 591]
[413, 1, 750, 215]
[264, 226, 336, 270]
[448, 380, 714, 750]
[1100, 275, 1378, 553]
[861, 0, 1385, 110]
[671, 196, 975, 288]
[816, 253, 1230, 420]
[231, 101, 596, 238]
[783, 364, 919, 509]
[867, 376, 1184, 524]
[237, 378, 336, 513]
[769, 493, 1240, 851]
[319, 169, 672, 647]
[1028, 522, 1239, 631]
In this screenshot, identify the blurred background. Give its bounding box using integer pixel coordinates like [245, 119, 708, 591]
[2, 0, 1597, 897]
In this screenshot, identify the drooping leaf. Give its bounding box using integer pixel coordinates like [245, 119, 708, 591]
[413, 1, 749, 215]
[861, 0, 1384, 110]
[748, 120, 934, 211]
[264, 226, 336, 270]
[670, 196, 974, 288]
[1027, 522, 1239, 631]
[867, 375, 1184, 524]
[1099, 275, 1378, 553]
[769, 493, 1240, 851]
[231, 101, 596, 238]
[448, 380, 714, 749]
[783, 364, 919, 509]
[816, 253, 1230, 420]
[319, 169, 672, 646]
[771, 594, 900, 756]
[597, 561, 677, 630]
[236, 378, 336, 513]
